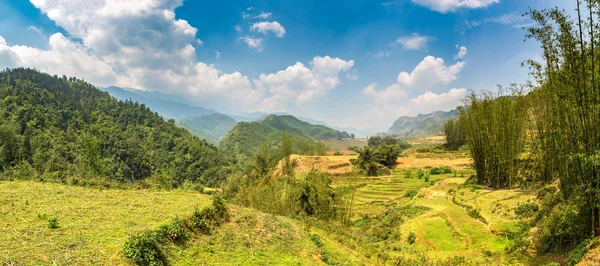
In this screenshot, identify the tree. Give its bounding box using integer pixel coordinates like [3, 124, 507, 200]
[350, 146, 381, 176]
[443, 119, 465, 150]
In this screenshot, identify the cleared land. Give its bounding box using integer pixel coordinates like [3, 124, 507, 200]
[0, 181, 211, 265]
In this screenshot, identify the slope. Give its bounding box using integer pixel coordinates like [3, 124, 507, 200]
[220, 115, 349, 159]
[388, 110, 458, 136]
[179, 113, 239, 144]
[103, 86, 215, 119]
[0, 68, 229, 187]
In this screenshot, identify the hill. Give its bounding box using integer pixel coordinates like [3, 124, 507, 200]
[179, 113, 238, 144]
[219, 115, 351, 158]
[388, 109, 458, 136]
[0, 68, 229, 187]
[103, 86, 215, 120]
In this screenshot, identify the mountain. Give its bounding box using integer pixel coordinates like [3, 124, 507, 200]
[0, 68, 230, 187]
[388, 109, 458, 136]
[220, 114, 351, 158]
[179, 113, 238, 144]
[103, 86, 215, 119]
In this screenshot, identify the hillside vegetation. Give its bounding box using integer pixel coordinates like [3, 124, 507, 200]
[179, 113, 238, 144]
[219, 114, 350, 159]
[0, 68, 230, 187]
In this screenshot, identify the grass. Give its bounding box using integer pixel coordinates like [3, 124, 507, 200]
[0, 181, 211, 265]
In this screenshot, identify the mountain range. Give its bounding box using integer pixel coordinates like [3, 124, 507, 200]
[387, 109, 458, 136]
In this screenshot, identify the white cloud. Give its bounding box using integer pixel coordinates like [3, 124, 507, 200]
[466, 13, 531, 29]
[255, 56, 355, 111]
[234, 25, 242, 32]
[242, 12, 250, 19]
[455, 45, 467, 60]
[394, 33, 435, 50]
[1, 1, 352, 115]
[250, 21, 286, 38]
[412, 0, 499, 13]
[215, 50, 220, 60]
[374, 51, 391, 58]
[256, 12, 272, 19]
[239, 36, 263, 51]
[356, 55, 466, 130]
[396, 56, 464, 90]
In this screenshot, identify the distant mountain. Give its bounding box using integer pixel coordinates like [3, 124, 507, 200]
[102, 86, 215, 120]
[220, 115, 352, 158]
[179, 113, 238, 144]
[388, 110, 458, 136]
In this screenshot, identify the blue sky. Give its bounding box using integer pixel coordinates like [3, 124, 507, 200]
[0, 0, 576, 131]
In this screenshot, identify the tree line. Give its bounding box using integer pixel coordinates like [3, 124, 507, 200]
[455, 0, 600, 251]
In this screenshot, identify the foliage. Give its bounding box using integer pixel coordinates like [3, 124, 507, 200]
[220, 114, 346, 160]
[430, 166, 452, 175]
[443, 119, 465, 150]
[514, 202, 539, 219]
[350, 146, 386, 176]
[524, 0, 600, 246]
[47, 216, 59, 229]
[458, 87, 527, 189]
[123, 196, 230, 265]
[0, 68, 230, 187]
[179, 113, 238, 144]
[407, 232, 416, 244]
[367, 136, 411, 150]
[567, 238, 594, 266]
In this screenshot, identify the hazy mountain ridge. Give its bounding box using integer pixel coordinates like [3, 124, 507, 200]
[388, 109, 458, 136]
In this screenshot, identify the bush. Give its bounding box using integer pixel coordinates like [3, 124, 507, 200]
[123, 231, 167, 266]
[417, 169, 425, 179]
[424, 174, 430, 182]
[404, 190, 418, 198]
[191, 207, 218, 234]
[158, 218, 189, 245]
[568, 238, 594, 266]
[430, 166, 452, 175]
[404, 170, 413, 179]
[407, 232, 416, 244]
[47, 216, 59, 229]
[515, 203, 539, 219]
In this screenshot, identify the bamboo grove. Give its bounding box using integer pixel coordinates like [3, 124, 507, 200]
[458, 0, 600, 247]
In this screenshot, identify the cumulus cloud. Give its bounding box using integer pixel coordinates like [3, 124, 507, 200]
[255, 56, 355, 111]
[396, 56, 464, 90]
[0, 1, 355, 113]
[412, 0, 499, 13]
[250, 21, 286, 38]
[455, 45, 467, 60]
[356, 55, 466, 130]
[239, 36, 263, 51]
[394, 34, 435, 50]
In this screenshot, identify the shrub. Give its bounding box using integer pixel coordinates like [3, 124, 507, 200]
[191, 207, 217, 234]
[158, 218, 189, 246]
[212, 196, 230, 224]
[568, 239, 594, 266]
[47, 216, 59, 229]
[123, 231, 167, 266]
[404, 170, 413, 179]
[515, 203, 539, 219]
[430, 166, 452, 175]
[417, 169, 425, 179]
[424, 174, 430, 182]
[407, 232, 416, 244]
[334, 151, 343, 156]
[404, 190, 418, 198]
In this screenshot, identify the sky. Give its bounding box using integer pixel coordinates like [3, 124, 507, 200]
[0, 0, 577, 132]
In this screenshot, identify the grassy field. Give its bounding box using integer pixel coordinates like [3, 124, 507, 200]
[0, 137, 569, 265]
[0, 181, 211, 265]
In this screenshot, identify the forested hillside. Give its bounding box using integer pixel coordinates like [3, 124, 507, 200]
[0, 68, 230, 187]
[179, 113, 238, 144]
[219, 115, 345, 159]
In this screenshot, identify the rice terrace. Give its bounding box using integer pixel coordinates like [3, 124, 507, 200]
[2, 0, 600, 265]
